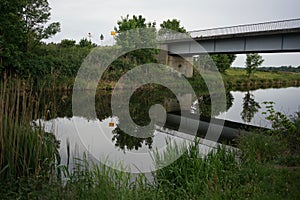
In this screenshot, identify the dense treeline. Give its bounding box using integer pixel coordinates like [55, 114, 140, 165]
[258, 66, 300, 73]
[1, 3, 236, 81]
[13, 40, 95, 78]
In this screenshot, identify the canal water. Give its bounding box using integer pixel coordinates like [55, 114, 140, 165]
[41, 86, 300, 173]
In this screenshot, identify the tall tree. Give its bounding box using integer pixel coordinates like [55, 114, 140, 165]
[158, 19, 186, 35]
[245, 53, 264, 77]
[0, 0, 60, 74]
[22, 0, 60, 50]
[114, 15, 158, 65]
[0, 0, 26, 72]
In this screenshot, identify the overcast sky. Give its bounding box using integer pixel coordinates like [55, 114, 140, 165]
[47, 0, 300, 67]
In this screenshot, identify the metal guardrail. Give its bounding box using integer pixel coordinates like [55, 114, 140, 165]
[160, 18, 300, 41]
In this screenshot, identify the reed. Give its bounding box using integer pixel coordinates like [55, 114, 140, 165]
[0, 75, 60, 181]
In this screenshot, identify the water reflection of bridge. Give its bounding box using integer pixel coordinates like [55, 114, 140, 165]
[163, 93, 268, 141]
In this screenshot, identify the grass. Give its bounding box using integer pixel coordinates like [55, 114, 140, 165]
[0, 76, 60, 198]
[3, 136, 296, 200]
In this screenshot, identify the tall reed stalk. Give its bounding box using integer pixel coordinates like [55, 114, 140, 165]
[0, 75, 59, 181]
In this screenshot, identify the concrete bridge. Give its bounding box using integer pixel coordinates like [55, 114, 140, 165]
[158, 18, 300, 77]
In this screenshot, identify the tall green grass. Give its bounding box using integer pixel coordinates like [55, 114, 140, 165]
[0, 76, 60, 181]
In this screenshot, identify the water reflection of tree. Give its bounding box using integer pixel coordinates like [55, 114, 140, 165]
[241, 91, 260, 123]
[112, 126, 153, 152]
[197, 92, 234, 117]
[37, 90, 113, 120]
[112, 85, 174, 151]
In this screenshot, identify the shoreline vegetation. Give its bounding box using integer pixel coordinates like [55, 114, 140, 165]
[2, 68, 300, 92]
[1, 75, 300, 199]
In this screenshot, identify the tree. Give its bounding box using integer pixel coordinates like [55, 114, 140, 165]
[78, 38, 94, 48]
[114, 14, 158, 65]
[0, 0, 27, 73]
[22, 0, 60, 50]
[211, 54, 236, 73]
[0, 0, 60, 74]
[245, 53, 264, 77]
[158, 19, 186, 35]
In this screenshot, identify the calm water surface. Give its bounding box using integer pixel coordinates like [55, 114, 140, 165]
[41, 87, 300, 172]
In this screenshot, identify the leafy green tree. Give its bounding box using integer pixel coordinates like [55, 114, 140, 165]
[78, 38, 93, 47]
[114, 14, 158, 65]
[0, 0, 60, 75]
[0, 0, 27, 73]
[78, 38, 97, 48]
[211, 54, 236, 73]
[158, 19, 187, 35]
[22, 0, 60, 51]
[245, 53, 264, 77]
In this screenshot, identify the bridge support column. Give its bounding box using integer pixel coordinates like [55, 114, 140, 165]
[167, 55, 194, 77]
[157, 46, 194, 77]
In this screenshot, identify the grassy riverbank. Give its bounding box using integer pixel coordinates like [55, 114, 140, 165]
[222, 68, 300, 89]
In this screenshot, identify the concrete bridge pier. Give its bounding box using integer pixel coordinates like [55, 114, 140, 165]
[157, 45, 194, 78]
[167, 55, 194, 77]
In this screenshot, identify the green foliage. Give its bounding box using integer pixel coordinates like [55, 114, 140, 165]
[245, 53, 264, 78]
[262, 102, 300, 165]
[211, 54, 236, 73]
[60, 39, 76, 47]
[114, 14, 159, 65]
[158, 19, 187, 35]
[22, 0, 60, 42]
[0, 0, 27, 72]
[258, 65, 300, 73]
[79, 38, 96, 48]
[0, 0, 60, 74]
[262, 101, 296, 134]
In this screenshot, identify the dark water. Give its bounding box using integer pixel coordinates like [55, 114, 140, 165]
[40, 86, 300, 172]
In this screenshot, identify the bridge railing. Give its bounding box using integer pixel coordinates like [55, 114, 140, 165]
[159, 18, 300, 42]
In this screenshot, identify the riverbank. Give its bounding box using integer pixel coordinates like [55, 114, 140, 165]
[96, 68, 300, 92]
[2, 68, 299, 92]
[222, 68, 300, 90]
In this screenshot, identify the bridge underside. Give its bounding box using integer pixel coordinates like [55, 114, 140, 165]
[167, 32, 300, 55]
